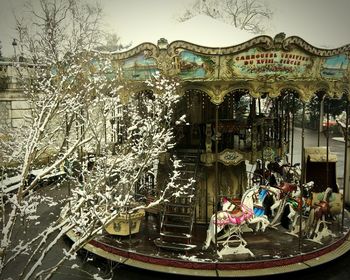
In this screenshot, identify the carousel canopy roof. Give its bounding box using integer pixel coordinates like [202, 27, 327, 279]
[108, 14, 350, 104]
[119, 15, 256, 50]
[174, 15, 254, 46]
[117, 14, 349, 52]
[111, 32, 350, 104]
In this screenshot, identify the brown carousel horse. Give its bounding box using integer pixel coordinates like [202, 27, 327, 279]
[305, 187, 334, 244]
[279, 181, 314, 234]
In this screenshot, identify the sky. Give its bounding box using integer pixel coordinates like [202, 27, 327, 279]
[1, 0, 350, 56]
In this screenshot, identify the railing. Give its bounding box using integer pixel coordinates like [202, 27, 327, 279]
[0, 62, 36, 90]
[176, 116, 286, 155]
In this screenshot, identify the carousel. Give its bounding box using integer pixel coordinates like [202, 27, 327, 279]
[65, 33, 350, 277]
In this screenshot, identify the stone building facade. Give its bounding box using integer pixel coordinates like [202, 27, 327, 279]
[0, 62, 32, 128]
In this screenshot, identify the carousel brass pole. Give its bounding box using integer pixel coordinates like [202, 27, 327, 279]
[280, 97, 284, 156]
[317, 99, 320, 146]
[342, 98, 349, 228]
[291, 95, 295, 166]
[261, 115, 265, 183]
[299, 102, 306, 251]
[214, 105, 219, 255]
[317, 97, 324, 147]
[276, 98, 279, 148]
[286, 98, 290, 155]
[326, 99, 330, 190]
[301, 102, 306, 183]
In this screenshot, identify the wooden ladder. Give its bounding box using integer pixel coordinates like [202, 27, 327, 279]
[154, 150, 199, 251]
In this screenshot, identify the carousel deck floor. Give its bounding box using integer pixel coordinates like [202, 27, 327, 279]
[67, 213, 350, 277]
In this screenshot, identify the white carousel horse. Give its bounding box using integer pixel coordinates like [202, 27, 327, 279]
[203, 185, 270, 255]
[250, 160, 301, 221]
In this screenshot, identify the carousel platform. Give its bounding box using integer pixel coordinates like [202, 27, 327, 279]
[66, 212, 350, 277]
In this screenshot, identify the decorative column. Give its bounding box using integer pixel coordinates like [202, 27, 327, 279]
[290, 95, 295, 165]
[251, 98, 257, 162]
[299, 102, 306, 251]
[344, 98, 350, 207]
[318, 96, 325, 147]
[214, 104, 219, 254]
[325, 99, 330, 189]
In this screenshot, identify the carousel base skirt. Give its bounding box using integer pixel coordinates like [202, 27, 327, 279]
[66, 214, 350, 277]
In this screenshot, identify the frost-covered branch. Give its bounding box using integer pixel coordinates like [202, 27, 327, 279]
[25, 72, 190, 280]
[3, 13, 192, 279]
[17, 0, 104, 64]
[177, 0, 272, 34]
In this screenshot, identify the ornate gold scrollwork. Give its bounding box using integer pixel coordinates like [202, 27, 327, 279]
[283, 36, 350, 57]
[200, 149, 244, 166]
[219, 149, 244, 166]
[263, 147, 275, 162]
[328, 81, 347, 99]
[205, 123, 212, 153]
[110, 36, 349, 103]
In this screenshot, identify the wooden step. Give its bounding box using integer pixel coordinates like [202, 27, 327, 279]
[164, 212, 191, 218]
[175, 178, 194, 182]
[164, 210, 191, 217]
[175, 148, 203, 154]
[160, 232, 191, 239]
[166, 202, 192, 208]
[178, 162, 197, 167]
[154, 238, 196, 251]
[164, 217, 191, 225]
[163, 223, 190, 229]
[180, 169, 195, 173]
[170, 196, 194, 202]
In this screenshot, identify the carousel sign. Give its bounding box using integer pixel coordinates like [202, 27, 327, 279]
[229, 48, 312, 78]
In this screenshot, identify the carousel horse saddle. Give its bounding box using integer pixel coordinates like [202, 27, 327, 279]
[287, 197, 304, 210]
[314, 200, 330, 213]
[253, 205, 265, 217]
[279, 182, 297, 195]
[226, 204, 254, 225]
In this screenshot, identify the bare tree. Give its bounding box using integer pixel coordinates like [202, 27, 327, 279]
[31, 73, 191, 280]
[15, 0, 103, 64]
[177, 0, 272, 34]
[1, 59, 191, 279]
[97, 32, 132, 52]
[1, 0, 104, 278]
[1, 2, 193, 279]
[0, 50, 105, 279]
